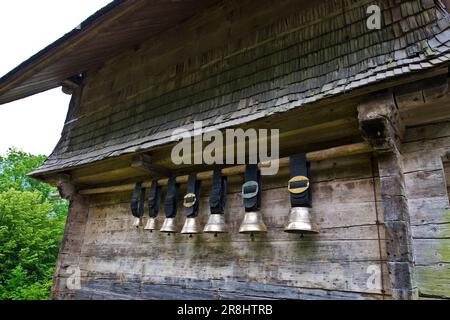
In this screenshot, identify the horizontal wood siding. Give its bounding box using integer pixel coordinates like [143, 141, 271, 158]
[403, 120, 450, 299]
[53, 154, 390, 299]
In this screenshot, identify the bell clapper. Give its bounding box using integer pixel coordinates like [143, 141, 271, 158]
[214, 233, 218, 238]
[189, 234, 193, 238]
[250, 233, 255, 241]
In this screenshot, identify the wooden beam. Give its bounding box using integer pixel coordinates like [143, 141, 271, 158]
[55, 174, 77, 201]
[131, 154, 172, 177]
[0, 1, 140, 97]
[61, 75, 84, 95]
[358, 92, 417, 300]
[79, 142, 372, 195]
[51, 193, 89, 299]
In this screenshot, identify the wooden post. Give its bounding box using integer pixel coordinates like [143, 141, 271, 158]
[51, 176, 89, 300]
[358, 93, 418, 300]
[55, 174, 77, 201]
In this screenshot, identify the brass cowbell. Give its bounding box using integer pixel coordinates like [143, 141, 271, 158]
[180, 217, 202, 235]
[238, 211, 267, 234]
[144, 217, 158, 232]
[160, 218, 178, 234]
[203, 214, 227, 235]
[133, 217, 143, 228]
[284, 207, 318, 234]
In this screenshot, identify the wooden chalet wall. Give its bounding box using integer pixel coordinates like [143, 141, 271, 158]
[52, 121, 450, 299]
[49, 0, 450, 299]
[53, 155, 390, 299]
[402, 121, 450, 299]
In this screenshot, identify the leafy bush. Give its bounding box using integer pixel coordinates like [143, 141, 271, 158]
[0, 148, 68, 300]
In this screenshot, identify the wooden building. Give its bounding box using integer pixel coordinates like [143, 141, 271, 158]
[1, 0, 450, 300]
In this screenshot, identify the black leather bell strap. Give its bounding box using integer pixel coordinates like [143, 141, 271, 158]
[131, 181, 146, 218]
[289, 153, 312, 208]
[184, 173, 202, 218]
[209, 167, 227, 215]
[164, 177, 179, 218]
[242, 164, 261, 212]
[148, 179, 161, 218]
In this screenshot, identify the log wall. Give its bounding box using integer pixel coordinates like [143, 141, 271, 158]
[52, 154, 391, 300]
[403, 120, 450, 299]
[52, 120, 450, 300]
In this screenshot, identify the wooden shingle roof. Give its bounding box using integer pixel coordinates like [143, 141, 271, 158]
[17, 0, 450, 176]
[0, 0, 220, 105]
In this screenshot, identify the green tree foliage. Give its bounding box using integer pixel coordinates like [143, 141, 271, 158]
[0, 148, 68, 300]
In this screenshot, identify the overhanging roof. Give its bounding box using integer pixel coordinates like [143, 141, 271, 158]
[4, 0, 450, 179]
[0, 0, 220, 105]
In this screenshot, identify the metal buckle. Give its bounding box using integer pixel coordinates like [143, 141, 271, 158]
[183, 193, 197, 208]
[288, 176, 310, 194]
[242, 181, 259, 199]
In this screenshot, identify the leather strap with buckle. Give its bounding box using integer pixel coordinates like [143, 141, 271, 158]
[289, 154, 312, 208]
[242, 181, 259, 199]
[242, 164, 261, 212]
[183, 193, 197, 208]
[288, 176, 310, 194]
[184, 173, 201, 218]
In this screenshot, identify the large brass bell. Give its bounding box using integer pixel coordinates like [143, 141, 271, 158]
[160, 218, 178, 234]
[239, 211, 267, 234]
[133, 217, 143, 228]
[284, 207, 318, 234]
[203, 214, 227, 235]
[180, 217, 202, 235]
[144, 217, 158, 232]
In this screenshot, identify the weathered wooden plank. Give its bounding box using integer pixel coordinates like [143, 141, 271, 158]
[79, 239, 384, 263]
[408, 197, 450, 225]
[403, 136, 450, 155]
[56, 276, 387, 300]
[75, 258, 389, 295]
[413, 239, 450, 265]
[402, 102, 450, 127]
[416, 264, 450, 298]
[401, 149, 444, 173]
[404, 170, 447, 200]
[83, 224, 384, 246]
[412, 222, 450, 239]
[404, 120, 450, 143]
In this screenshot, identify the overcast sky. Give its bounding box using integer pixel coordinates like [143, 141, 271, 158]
[0, 0, 111, 156]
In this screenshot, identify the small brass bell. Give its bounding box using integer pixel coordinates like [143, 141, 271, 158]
[203, 214, 227, 235]
[133, 217, 143, 228]
[144, 217, 158, 232]
[180, 217, 202, 235]
[160, 218, 178, 234]
[239, 211, 267, 234]
[284, 207, 318, 234]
